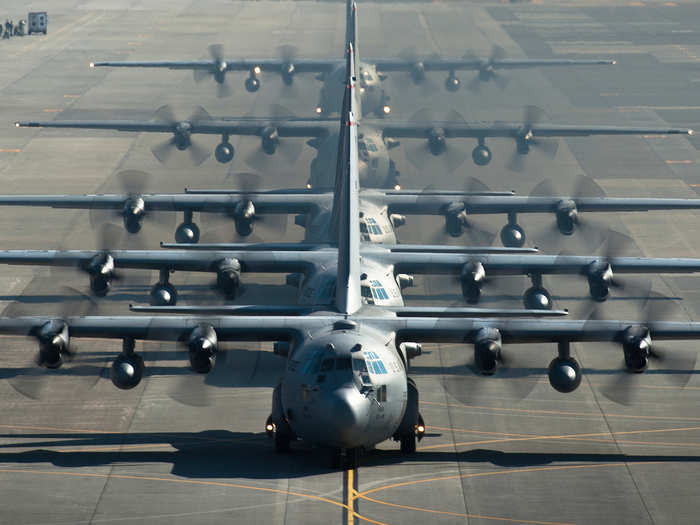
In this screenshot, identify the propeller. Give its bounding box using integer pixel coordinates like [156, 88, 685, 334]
[88, 169, 176, 236]
[244, 104, 304, 172]
[193, 44, 232, 98]
[439, 340, 542, 405]
[590, 293, 698, 405]
[465, 45, 510, 92]
[277, 45, 300, 98]
[4, 282, 108, 400]
[529, 174, 611, 252]
[404, 108, 469, 174]
[507, 106, 559, 172]
[200, 172, 288, 243]
[417, 177, 498, 247]
[395, 48, 440, 96]
[150, 105, 212, 165]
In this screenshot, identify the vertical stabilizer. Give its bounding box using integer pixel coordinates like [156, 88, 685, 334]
[345, 0, 362, 118]
[334, 43, 362, 315]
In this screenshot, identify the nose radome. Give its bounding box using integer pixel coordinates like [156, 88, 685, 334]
[321, 388, 370, 448]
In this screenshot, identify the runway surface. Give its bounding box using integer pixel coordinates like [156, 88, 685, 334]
[0, 0, 699, 523]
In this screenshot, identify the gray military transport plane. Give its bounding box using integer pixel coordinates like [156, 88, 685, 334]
[16, 2, 689, 177]
[2, 48, 700, 468]
[86, 0, 615, 118]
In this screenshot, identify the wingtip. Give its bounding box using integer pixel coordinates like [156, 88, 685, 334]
[89, 62, 95, 68]
[610, 60, 617, 65]
[688, 129, 694, 136]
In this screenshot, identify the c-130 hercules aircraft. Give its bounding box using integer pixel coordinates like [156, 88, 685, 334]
[20, 1, 689, 177]
[87, 0, 615, 117]
[3, 46, 700, 468]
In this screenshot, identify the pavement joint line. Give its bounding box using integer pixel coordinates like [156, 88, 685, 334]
[0, 467, 388, 525]
[358, 461, 662, 498]
[421, 400, 700, 421]
[358, 493, 575, 525]
[419, 424, 700, 451]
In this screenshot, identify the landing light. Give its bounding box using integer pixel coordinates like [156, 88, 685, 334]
[14, 122, 20, 128]
[382, 105, 391, 115]
[315, 106, 323, 115]
[253, 66, 261, 75]
[89, 62, 95, 68]
[265, 423, 274, 432]
[689, 129, 695, 136]
[416, 424, 425, 434]
[306, 183, 312, 190]
[393, 184, 401, 191]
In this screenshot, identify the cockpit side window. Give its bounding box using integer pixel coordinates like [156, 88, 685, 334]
[352, 357, 368, 373]
[303, 350, 324, 374]
[320, 358, 334, 372]
[336, 357, 352, 370]
[370, 280, 389, 300]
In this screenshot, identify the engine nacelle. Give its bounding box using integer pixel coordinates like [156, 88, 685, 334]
[281, 63, 295, 85]
[474, 327, 501, 375]
[555, 199, 577, 235]
[410, 62, 426, 84]
[396, 273, 414, 290]
[37, 320, 69, 369]
[261, 126, 279, 155]
[472, 144, 492, 166]
[548, 356, 582, 393]
[216, 258, 242, 298]
[587, 260, 613, 302]
[390, 214, 406, 228]
[515, 131, 532, 155]
[234, 200, 255, 236]
[87, 253, 115, 296]
[122, 197, 145, 234]
[111, 352, 145, 390]
[427, 128, 447, 156]
[188, 323, 218, 373]
[173, 122, 192, 150]
[445, 202, 467, 237]
[622, 325, 651, 372]
[460, 260, 486, 304]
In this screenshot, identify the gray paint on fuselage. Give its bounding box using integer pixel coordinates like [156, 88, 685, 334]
[318, 61, 387, 117]
[308, 125, 399, 190]
[280, 320, 407, 449]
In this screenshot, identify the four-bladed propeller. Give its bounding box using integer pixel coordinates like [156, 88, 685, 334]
[464, 45, 510, 92]
[89, 169, 176, 235]
[151, 105, 212, 165]
[193, 44, 233, 98]
[404, 108, 469, 174]
[507, 106, 559, 172]
[529, 174, 610, 252]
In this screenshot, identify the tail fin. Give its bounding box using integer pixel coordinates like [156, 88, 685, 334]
[345, 0, 361, 118]
[333, 43, 362, 315]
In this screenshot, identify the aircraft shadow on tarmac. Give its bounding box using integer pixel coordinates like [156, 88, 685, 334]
[0, 431, 697, 478]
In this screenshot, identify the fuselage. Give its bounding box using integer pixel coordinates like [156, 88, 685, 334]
[308, 125, 400, 190]
[281, 316, 407, 449]
[318, 61, 388, 118]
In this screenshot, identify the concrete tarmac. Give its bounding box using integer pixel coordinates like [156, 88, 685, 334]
[0, 1, 699, 524]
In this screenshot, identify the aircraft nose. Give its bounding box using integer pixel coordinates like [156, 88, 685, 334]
[318, 387, 370, 448]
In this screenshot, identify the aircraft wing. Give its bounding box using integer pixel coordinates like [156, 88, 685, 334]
[372, 57, 615, 72]
[91, 58, 340, 74]
[378, 121, 693, 139]
[378, 252, 700, 276]
[0, 249, 330, 275]
[1, 314, 699, 347]
[0, 192, 327, 215]
[16, 118, 332, 138]
[380, 193, 700, 216]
